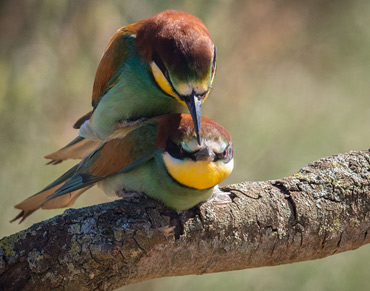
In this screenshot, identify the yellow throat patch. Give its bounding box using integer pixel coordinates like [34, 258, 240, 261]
[150, 61, 183, 104]
[162, 152, 234, 190]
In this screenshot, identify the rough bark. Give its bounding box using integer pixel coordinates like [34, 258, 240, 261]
[1, 149, 370, 290]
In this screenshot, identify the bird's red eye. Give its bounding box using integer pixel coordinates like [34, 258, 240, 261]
[180, 145, 184, 154]
[223, 148, 228, 158]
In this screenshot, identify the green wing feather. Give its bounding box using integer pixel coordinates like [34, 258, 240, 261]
[92, 27, 137, 108]
[44, 120, 159, 203]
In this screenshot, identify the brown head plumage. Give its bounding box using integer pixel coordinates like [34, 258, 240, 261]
[135, 10, 215, 81]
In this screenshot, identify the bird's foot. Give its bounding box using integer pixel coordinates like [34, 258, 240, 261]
[209, 185, 232, 206]
[115, 189, 144, 199]
[118, 118, 148, 128]
[158, 225, 176, 238]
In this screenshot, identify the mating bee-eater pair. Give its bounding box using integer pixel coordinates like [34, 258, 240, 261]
[13, 10, 233, 222]
[45, 10, 216, 163]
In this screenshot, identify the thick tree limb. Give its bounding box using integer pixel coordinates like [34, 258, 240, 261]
[1, 149, 370, 290]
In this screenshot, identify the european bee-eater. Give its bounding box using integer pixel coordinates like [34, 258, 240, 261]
[45, 10, 216, 163]
[13, 114, 233, 223]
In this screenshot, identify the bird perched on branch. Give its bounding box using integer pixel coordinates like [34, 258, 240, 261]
[13, 114, 233, 223]
[45, 10, 216, 164]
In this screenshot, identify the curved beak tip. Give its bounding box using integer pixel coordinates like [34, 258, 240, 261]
[196, 132, 201, 145]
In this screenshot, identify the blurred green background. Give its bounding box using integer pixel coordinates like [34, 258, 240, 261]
[1, 0, 370, 290]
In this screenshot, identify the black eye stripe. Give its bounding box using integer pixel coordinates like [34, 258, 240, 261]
[212, 46, 217, 72]
[166, 139, 198, 161]
[152, 53, 170, 81]
[166, 139, 233, 163]
[151, 53, 183, 99]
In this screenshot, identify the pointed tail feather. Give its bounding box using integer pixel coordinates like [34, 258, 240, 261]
[11, 164, 87, 223]
[11, 183, 93, 223]
[12, 183, 66, 223]
[44, 136, 100, 164]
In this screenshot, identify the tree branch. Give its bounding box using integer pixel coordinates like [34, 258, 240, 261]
[1, 149, 370, 290]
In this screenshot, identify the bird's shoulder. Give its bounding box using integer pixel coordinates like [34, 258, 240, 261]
[91, 22, 143, 107]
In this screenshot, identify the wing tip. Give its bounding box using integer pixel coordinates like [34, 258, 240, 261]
[10, 210, 33, 224]
[73, 111, 93, 129]
[44, 138, 100, 164]
[45, 158, 63, 165]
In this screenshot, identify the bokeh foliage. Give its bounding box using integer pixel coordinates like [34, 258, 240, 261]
[1, 0, 370, 290]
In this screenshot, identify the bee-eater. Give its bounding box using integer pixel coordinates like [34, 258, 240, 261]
[12, 114, 233, 223]
[45, 10, 216, 163]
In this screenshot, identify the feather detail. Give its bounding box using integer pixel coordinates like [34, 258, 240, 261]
[73, 111, 93, 129]
[11, 164, 82, 222]
[91, 27, 137, 108]
[44, 136, 100, 163]
[44, 121, 159, 204]
[11, 184, 92, 223]
[135, 10, 213, 80]
[87, 121, 158, 177]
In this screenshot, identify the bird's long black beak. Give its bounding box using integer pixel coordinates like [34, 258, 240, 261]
[184, 93, 202, 145]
